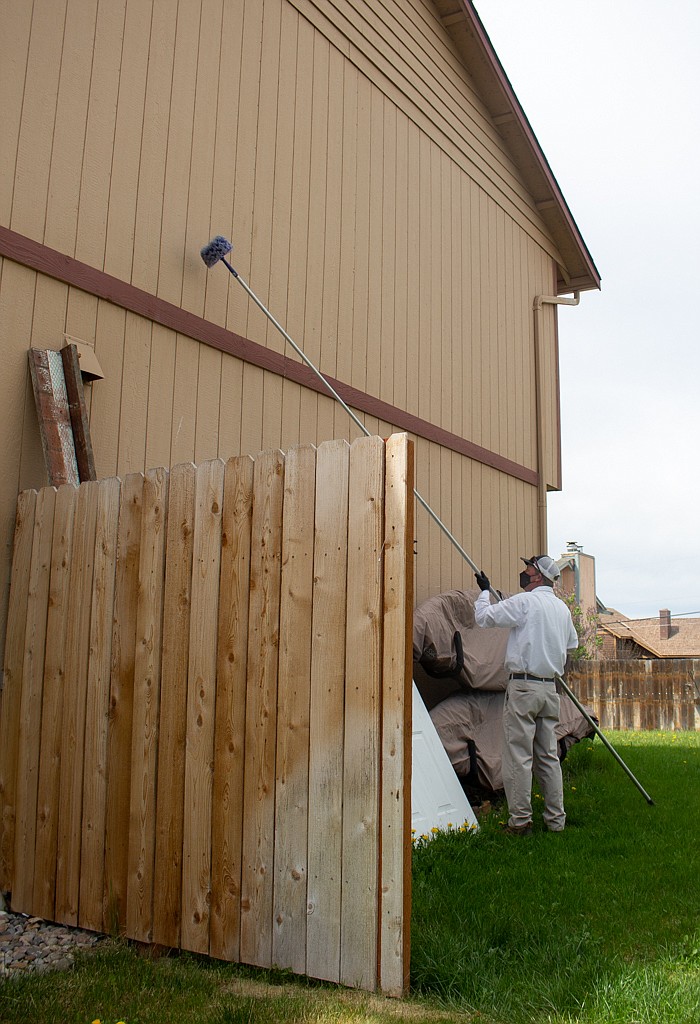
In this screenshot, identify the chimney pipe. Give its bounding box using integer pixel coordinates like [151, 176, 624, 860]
[659, 609, 671, 640]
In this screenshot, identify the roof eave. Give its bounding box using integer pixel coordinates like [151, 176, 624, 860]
[435, 0, 601, 294]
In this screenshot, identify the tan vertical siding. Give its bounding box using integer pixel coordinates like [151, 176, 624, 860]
[0, 2, 32, 227]
[0, 0, 571, 663]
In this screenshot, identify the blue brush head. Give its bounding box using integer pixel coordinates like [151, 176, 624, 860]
[200, 235, 233, 268]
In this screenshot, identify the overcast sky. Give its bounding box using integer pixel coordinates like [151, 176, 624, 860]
[472, 0, 700, 621]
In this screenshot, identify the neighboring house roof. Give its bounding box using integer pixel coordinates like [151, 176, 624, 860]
[599, 610, 700, 658]
[436, 1, 601, 293]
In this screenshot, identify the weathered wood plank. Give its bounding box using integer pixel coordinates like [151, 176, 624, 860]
[181, 459, 225, 954]
[153, 461, 196, 949]
[104, 472, 144, 935]
[33, 484, 76, 919]
[210, 456, 254, 962]
[55, 480, 99, 926]
[341, 435, 385, 991]
[379, 434, 413, 997]
[240, 450, 285, 968]
[306, 439, 349, 983]
[61, 343, 97, 482]
[0, 489, 37, 892]
[126, 467, 168, 942]
[272, 444, 316, 973]
[79, 476, 120, 931]
[12, 487, 56, 913]
[27, 348, 79, 487]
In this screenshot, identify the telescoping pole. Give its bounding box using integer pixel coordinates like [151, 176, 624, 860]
[200, 235, 654, 807]
[554, 672, 654, 804]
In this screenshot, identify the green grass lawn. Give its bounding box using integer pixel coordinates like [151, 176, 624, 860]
[411, 730, 700, 1023]
[1, 731, 699, 1024]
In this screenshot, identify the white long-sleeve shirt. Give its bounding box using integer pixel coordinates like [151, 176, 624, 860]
[474, 586, 579, 678]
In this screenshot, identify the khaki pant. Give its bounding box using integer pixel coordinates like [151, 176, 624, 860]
[502, 678, 566, 831]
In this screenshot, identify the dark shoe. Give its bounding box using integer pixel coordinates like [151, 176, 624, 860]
[499, 821, 533, 836]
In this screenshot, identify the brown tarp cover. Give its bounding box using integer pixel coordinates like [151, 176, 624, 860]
[428, 689, 595, 793]
[413, 588, 597, 794]
[413, 588, 511, 690]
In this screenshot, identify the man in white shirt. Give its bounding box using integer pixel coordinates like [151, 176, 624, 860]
[474, 555, 579, 835]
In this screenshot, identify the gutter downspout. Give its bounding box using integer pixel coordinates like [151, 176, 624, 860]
[532, 291, 580, 551]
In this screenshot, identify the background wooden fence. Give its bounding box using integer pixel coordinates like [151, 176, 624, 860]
[0, 433, 414, 996]
[570, 659, 700, 731]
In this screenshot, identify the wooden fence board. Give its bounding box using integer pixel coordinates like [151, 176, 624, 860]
[272, 444, 316, 973]
[79, 476, 121, 931]
[379, 434, 414, 996]
[12, 486, 56, 914]
[306, 439, 350, 983]
[55, 480, 99, 926]
[126, 467, 168, 942]
[181, 460, 225, 954]
[153, 461, 196, 949]
[0, 489, 37, 891]
[210, 456, 254, 962]
[341, 435, 385, 991]
[104, 472, 144, 935]
[240, 450, 285, 968]
[33, 484, 77, 919]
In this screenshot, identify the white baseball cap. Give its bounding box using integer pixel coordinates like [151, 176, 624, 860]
[521, 554, 560, 582]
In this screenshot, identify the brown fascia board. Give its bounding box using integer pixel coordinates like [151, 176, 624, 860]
[436, 0, 601, 294]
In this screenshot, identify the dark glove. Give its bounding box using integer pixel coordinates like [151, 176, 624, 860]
[475, 570, 491, 592]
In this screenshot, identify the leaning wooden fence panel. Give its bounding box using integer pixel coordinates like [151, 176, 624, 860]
[0, 434, 414, 996]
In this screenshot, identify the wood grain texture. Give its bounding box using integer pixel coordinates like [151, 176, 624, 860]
[11, 487, 56, 913]
[33, 484, 77, 919]
[341, 435, 384, 990]
[153, 461, 196, 949]
[55, 480, 98, 926]
[379, 434, 413, 996]
[126, 467, 168, 942]
[240, 449, 285, 968]
[181, 459, 225, 954]
[306, 439, 349, 983]
[272, 444, 316, 972]
[0, 489, 36, 891]
[104, 472, 144, 935]
[79, 476, 120, 931]
[210, 456, 254, 962]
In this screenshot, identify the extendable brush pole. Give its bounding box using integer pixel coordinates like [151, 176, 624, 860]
[201, 236, 479, 570]
[552, 673, 654, 804]
[201, 235, 653, 806]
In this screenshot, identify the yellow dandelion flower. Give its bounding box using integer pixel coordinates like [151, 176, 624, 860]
[431, 826, 440, 834]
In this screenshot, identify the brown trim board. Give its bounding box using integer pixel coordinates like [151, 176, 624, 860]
[0, 226, 538, 487]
